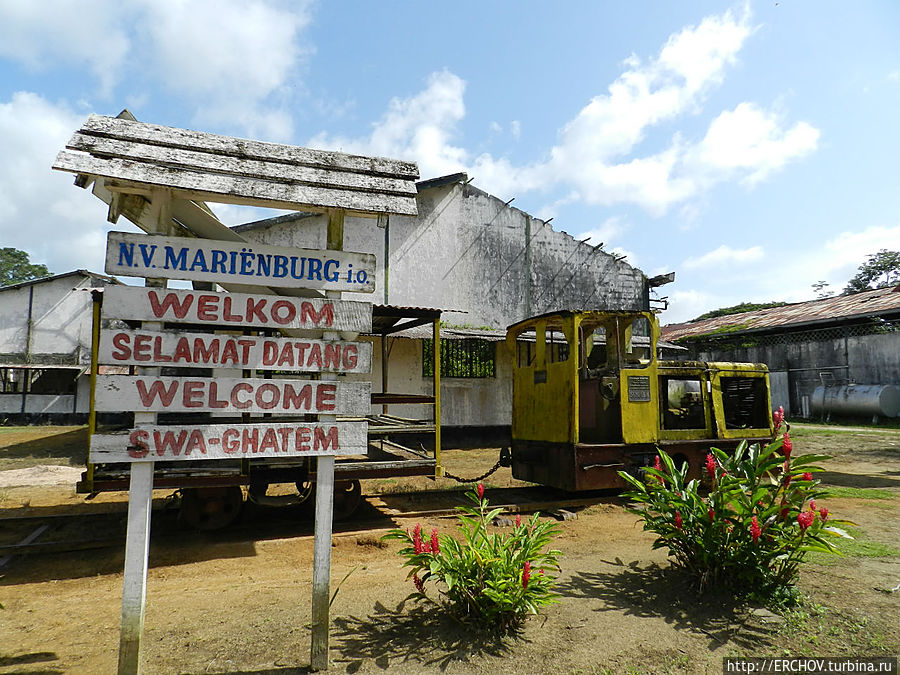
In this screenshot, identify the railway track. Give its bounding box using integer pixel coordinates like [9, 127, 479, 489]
[0, 485, 623, 567]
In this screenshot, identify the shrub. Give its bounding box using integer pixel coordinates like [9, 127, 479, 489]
[618, 417, 853, 599]
[382, 483, 562, 631]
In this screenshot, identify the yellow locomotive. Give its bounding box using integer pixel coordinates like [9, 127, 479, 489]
[506, 310, 773, 491]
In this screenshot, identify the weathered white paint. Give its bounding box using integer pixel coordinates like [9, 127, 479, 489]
[95, 375, 370, 415]
[118, 461, 153, 674]
[105, 232, 376, 292]
[75, 113, 418, 177]
[91, 420, 367, 461]
[99, 329, 372, 373]
[102, 286, 372, 333]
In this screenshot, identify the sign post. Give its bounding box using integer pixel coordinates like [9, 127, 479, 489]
[95, 224, 373, 673]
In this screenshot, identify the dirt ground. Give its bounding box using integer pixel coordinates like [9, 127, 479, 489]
[0, 425, 898, 674]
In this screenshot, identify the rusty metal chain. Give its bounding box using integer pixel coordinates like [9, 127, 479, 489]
[440, 447, 511, 484]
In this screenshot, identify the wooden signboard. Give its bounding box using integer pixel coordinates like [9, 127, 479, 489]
[102, 285, 373, 333]
[95, 375, 370, 415]
[105, 231, 376, 292]
[91, 421, 367, 462]
[99, 329, 372, 373]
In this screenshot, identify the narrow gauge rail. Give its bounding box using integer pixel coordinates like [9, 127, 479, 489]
[0, 485, 619, 563]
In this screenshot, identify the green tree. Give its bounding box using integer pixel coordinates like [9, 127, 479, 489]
[844, 249, 900, 294]
[0, 248, 51, 287]
[691, 301, 788, 322]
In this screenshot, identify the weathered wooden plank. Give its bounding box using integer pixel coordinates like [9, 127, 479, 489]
[94, 375, 371, 415]
[55, 151, 419, 216]
[91, 421, 368, 462]
[98, 328, 373, 373]
[77, 114, 419, 179]
[104, 231, 376, 292]
[69, 134, 417, 197]
[101, 286, 373, 333]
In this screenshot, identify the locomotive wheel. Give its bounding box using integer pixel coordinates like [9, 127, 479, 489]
[300, 479, 363, 521]
[333, 480, 362, 521]
[179, 486, 244, 530]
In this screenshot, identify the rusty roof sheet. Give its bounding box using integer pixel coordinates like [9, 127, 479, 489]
[662, 285, 900, 341]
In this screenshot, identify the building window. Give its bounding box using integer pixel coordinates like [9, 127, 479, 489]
[423, 339, 496, 378]
[660, 376, 705, 430]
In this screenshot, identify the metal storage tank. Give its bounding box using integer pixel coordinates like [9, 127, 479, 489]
[811, 384, 900, 418]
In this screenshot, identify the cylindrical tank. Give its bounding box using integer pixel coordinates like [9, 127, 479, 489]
[811, 384, 900, 418]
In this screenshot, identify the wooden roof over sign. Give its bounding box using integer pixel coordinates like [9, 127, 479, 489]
[52, 114, 420, 217]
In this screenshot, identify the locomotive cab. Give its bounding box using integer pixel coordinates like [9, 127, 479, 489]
[506, 310, 772, 491]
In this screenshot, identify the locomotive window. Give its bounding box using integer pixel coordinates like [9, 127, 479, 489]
[547, 329, 569, 363]
[516, 341, 536, 367]
[721, 376, 768, 429]
[423, 338, 496, 378]
[660, 377, 705, 430]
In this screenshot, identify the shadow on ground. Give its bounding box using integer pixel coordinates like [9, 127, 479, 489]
[0, 427, 88, 468]
[331, 599, 518, 672]
[555, 559, 774, 650]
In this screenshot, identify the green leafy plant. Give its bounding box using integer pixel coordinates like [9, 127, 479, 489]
[618, 414, 854, 598]
[383, 483, 562, 631]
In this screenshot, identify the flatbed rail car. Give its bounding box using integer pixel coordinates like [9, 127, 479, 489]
[79, 302, 443, 528]
[506, 310, 773, 491]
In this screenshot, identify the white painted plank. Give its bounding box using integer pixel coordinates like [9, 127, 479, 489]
[77, 114, 419, 178]
[101, 286, 373, 333]
[98, 329, 373, 373]
[118, 461, 153, 675]
[68, 134, 417, 196]
[54, 151, 419, 216]
[95, 375, 371, 415]
[91, 421, 368, 462]
[104, 231, 376, 292]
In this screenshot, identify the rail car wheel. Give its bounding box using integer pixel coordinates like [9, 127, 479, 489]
[300, 479, 363, 521]
[295, 481, 314, 505]
[179, 486, 244, 530]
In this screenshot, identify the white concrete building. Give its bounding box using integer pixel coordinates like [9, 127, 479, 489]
[0, 270, 119, 419]
[235, 173, 651, 430]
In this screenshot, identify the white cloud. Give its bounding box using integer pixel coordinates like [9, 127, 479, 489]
[659, 289, 713, 325]
[510, 120, 521, 139]
[309, 70, 469, 179]
[0, 92, 114, 274]
[576, 217, 627, 248]
[687, 103, 819, 185]
[138, 0, 313, 141]
[0, 1, 131, 96]
[0, 0, 313, 141]
[682, 244, 765, 269]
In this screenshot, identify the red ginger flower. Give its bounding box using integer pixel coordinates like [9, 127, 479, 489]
[808, 499, 816, 513]
[750, 516, 761, 544]
[413, 523, 424, 554]
[674, 511, 683, 529]
[705, 453, 716, 480]
[782, 432, 793, 459]
[413, 573, 425, 593]
[522, 561, 531, 589]
[780, 506, 789, 521]
[653, 455, 664, 484]
[430, 527, 440, 554]
[708, 508, 715, 522]
[477, 483, 485, 501]
[803, 472, 813, 482]
[797, 510, 815, 530]
[773, 406, 784, 429]
[515, 513, 522, 528]
[819, 507, 829, 521]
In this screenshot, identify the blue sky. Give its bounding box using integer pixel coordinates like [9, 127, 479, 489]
[1, 1, 899, 323]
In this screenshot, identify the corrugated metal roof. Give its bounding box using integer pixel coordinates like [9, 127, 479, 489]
[0, 270, 120, 293]
[662, 285, 900, 341]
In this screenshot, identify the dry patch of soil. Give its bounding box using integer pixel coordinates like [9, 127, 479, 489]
[0, 428, 898, 674]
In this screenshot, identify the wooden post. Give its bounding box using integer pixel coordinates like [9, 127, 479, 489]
[310, 209, 344, 671]
[118, 191, 169, 675]
[433, 318, 442, 476]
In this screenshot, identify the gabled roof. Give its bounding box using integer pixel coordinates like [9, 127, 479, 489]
[0, 270, 120, 293]
[52, 114, 420, 217]
[662, 285, 900, 342]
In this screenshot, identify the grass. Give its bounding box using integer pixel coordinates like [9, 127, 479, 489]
[808, 526, 900, 564]
[821, 486, 894, 500]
